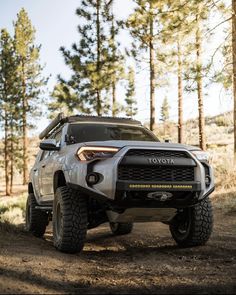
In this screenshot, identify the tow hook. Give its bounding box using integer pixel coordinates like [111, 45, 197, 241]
[147, 191, 173, 201]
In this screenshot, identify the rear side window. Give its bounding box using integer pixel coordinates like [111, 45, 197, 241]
[67, 123, 159, 144]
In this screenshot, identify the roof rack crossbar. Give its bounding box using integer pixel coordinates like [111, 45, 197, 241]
[39, 113, 64, 140]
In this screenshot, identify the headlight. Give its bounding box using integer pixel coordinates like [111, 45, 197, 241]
[77, 146, 119, 161]
[191, 150, 210, 162]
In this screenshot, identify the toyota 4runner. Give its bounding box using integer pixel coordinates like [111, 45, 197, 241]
[26, 113, 214, 253]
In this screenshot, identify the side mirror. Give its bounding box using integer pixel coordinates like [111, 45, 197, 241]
[39, 139, 60, 151]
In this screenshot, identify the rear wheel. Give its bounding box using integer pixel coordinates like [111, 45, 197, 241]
[110, 222, 133, 235]
[25, 193, 48, 237]
[169, 197, 213, 247]
[53, 186, 88, 253]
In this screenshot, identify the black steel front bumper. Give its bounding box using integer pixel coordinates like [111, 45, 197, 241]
[67, 181, 215, 209]
[115, 180, 214, 208]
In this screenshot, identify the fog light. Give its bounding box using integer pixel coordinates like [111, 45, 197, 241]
[86, 173, 100, 185]
[205, 175, 211, 187]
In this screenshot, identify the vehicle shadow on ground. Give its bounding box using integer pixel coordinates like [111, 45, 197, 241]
[2, 221, 236, 261]
[42, 227, 236, 261]
[44, 227, 180, 256]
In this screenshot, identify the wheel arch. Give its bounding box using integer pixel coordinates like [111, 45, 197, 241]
[28, 182, 34, 194]
[53, 170, 67, 193]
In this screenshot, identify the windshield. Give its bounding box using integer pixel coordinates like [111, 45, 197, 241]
[67, 123, 159, 144]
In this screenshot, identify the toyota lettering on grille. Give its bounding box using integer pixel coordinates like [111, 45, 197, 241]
[148, 158, 175, 165]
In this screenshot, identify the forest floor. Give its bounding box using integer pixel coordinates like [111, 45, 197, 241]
[0, 207, 235, 294]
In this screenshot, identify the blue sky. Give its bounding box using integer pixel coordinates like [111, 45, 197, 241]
[0, 0, 233, 134]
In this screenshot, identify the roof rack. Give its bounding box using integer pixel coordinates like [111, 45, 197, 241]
[39, 113, 65, 140]
[39, 113, 142, 139]
[67, 115, 141, 125]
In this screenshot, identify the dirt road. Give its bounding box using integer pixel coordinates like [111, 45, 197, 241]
[0, 208, 235, 294]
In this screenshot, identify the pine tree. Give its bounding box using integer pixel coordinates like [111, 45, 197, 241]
[126, 0, 177, 131]
[159, 0, 201, 144]
[163, 2, 191, 144]
[59, 0, 114, 116]
[105, 0, 125, 116]
[126, 0, 157, 130]
[180, 1, 213, 150]
[195, 15, 206, 151]
[160, 97, 170, 123]
[14, 8, 46, 184]
[160, 0, 221, 148]
[0, 29, 19, 195]
[125, 66, 137, 118]
[210, 1, 235, 160]
[160, 96, 170, 138]
[177, 37, 184, 144]
[49, 83, 85, 117]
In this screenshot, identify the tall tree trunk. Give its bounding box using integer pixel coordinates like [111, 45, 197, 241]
[232, 0, 236, 162]
[149, 1, 155, 131]
[177, 38, 184, 144]
[196, 23, 206, 151]
[96, 0, 101, 116]
[10, 116, 14, 194]
[22, 61, 28, 185]
[4, 117, 10, 196]
[22, 99, 28, 184]
[112, 81, 116, 116]
[111, 14, 117, 117]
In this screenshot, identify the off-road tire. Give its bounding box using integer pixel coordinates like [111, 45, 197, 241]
[110, 222, 133, 235]
[25, 193, 48, 237]
[169, 197, 213, 247]
[53, 186, 88, 253]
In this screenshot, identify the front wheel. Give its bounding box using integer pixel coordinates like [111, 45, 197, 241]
[169, 197, 213, 247]
[53, 186, 88, 253]
[110, 222, 133, 235]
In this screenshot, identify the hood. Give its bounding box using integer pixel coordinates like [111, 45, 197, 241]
[83, 140, 201, 151]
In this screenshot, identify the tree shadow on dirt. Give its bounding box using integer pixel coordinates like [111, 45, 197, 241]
[0, 221, 24, 234]
[0, 266, 235, 294]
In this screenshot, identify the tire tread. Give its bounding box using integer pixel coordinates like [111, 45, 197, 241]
[170, 197, 213, 247]
[26, 193, 48, 237]
[53, 186, 87, 253]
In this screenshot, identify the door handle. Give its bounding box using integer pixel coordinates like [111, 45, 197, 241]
[33, 168, 37, 172]
[42, 164, 46, 168]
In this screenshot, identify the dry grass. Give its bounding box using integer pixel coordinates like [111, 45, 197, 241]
[0, 194, 26, 232]
[209, 144, 236, 212]
[213, 191, 236, 212]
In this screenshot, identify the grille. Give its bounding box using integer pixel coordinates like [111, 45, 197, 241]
[125, 149, 189, 158]
[118, 166, 195, 182]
